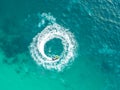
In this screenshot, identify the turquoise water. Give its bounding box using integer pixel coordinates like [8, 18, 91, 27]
[44, 38, 64, 57]
[0, 0, 120, 90]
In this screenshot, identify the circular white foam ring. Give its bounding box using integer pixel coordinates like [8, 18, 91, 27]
[29, 23, 77, 71]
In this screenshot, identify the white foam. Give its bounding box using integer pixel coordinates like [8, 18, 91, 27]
[29, 16, 77, 71]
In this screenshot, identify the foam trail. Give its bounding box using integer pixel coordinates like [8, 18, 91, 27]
[29, 14, 77, 71]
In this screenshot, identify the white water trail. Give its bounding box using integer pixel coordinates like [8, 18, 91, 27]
[29, 14, 77, 71]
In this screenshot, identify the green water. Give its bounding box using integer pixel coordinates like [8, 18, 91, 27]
[0, 0, 120, 90]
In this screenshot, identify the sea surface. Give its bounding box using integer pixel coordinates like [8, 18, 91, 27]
[0, 0, 120, 90]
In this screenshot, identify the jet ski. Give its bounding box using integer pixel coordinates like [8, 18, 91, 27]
[52, 55, 59, 61]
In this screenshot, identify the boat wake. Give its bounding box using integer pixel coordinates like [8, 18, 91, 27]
[29, 13, 77, 71]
